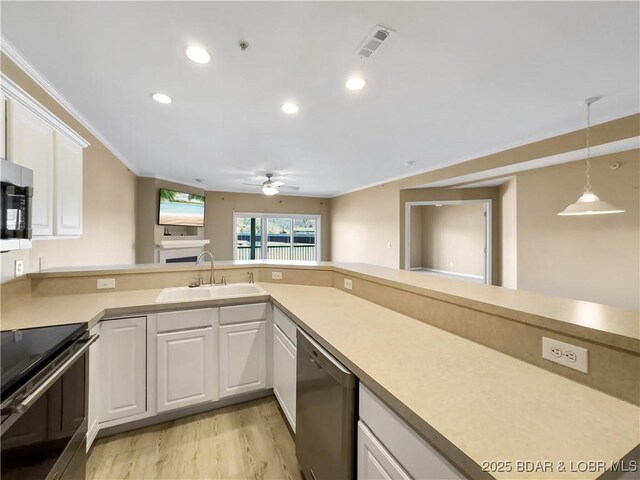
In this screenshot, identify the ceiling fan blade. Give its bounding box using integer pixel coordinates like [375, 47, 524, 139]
[271, 181, 285, 187]
[279, 185, 300, 191]
[241, 182, 264, 186]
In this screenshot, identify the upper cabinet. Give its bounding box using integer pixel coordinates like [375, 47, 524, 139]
[8, 101, 55, 236]
[54, 134, 83, 235]
[1, 93, 6, 160]
[1, 74, 89, 239]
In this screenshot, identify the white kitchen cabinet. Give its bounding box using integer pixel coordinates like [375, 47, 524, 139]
[87, 324, 100, 450]
[359, 385, 464, 479]
[54, 134, 83, 235]
[99, 317, 147, 423]
[219, 320, 267, 397]
[1, 94, 6, 159]
[157, 327, 216, 413]
[358, 421, 412, 480]
[273, 323, 296, 431]
[8, 101, 55, 236]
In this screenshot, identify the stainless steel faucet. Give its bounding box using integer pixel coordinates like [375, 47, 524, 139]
[247, 271, 254, 283]
[196, 251, 215, 286]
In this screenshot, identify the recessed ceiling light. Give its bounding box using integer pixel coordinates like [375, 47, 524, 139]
[281, 103, 299, 114]
[185, 46, 211, 64]
[346, 77, 366, 91]
[151, 93, 172, 104]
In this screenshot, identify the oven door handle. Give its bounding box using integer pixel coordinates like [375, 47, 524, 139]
[12, 334, 99, 415]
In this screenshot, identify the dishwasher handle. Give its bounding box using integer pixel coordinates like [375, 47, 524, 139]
[298, 330, 355, 387]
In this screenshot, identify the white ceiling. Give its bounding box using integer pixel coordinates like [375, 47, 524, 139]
[2, 2, 638, 197]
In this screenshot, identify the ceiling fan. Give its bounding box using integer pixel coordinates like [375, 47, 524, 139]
[242, 173, 300, 196]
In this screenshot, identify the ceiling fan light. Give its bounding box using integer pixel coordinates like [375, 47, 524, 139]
[558, 191, 625, 216]
[262, 184, 279, 196]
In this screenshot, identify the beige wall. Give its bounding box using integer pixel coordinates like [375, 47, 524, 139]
[1, 54, 136, 284]
[330, 184, 399, 268]
[500, 178, 518, 289]
[204, 191, 330, 261]
[421, 203, 486, 278]
[516, 150, 639, 310]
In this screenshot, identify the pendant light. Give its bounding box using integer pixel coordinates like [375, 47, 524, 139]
[558, 97, 625, 216]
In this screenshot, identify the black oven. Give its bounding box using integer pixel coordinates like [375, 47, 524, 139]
[1, 157, 33, 252]
[1, 324, 97, 480]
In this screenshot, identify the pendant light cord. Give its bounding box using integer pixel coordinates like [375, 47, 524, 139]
[585, 100, 592, 193]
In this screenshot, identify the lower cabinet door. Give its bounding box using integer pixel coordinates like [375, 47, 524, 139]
[273, 324, 296, 431]
[219, 321, 267, 398]
[99, 317, 147, 423]
[358, 421, 412, 480]
[157, 327, 216, 413]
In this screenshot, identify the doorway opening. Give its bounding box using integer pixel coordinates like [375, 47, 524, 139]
[404, 200, 492, 284]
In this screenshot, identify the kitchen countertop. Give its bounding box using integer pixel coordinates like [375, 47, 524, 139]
[1, 281, 638, 479]
[0, 287, 270, 331]
[25, 261, 640, 353]
[264, 284, 640, 480]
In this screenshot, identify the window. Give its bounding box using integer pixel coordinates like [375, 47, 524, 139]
[234, 213, 321, 261]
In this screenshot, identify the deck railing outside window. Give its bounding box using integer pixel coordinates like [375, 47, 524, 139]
[236, 244, 317, 261]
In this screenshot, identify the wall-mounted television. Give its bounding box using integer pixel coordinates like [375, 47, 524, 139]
[158, 188, 205, 227]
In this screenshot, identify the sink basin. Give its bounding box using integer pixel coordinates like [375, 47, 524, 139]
[155, 283, 266, 303]
[209, 283, 266, 298]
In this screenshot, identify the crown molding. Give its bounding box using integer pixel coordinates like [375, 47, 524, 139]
[0, 36, 138, 174]
[1, 73, 89, 148]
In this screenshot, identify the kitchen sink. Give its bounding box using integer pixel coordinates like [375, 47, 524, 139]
[155, 283, 266, 303]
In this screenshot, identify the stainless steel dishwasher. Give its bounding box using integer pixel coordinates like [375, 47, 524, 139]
[296, 330, 357, 480]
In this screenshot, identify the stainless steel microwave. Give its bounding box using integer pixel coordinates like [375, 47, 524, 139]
[1, 157, 33, 252]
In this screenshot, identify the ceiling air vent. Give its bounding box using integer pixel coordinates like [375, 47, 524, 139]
[355, 25, 395, 60]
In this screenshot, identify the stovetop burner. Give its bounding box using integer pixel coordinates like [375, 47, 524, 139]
[1, 323, 86, 402]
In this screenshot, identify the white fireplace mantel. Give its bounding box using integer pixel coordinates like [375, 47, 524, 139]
[155, 239, 210, 249]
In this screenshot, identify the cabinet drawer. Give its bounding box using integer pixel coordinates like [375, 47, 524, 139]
[359, 385, 464, 479]
[274, 307, 297, 346]
[358, 421, 411, 480]
[157, 308, 216, 332]
[219, 303, 267, 325]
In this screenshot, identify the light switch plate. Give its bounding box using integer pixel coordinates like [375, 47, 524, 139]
[271, 271, 283, 280]
[14, 259, 24, 276]
[97, 278, 116, 289]
[344, 278, 353, 290]
[542, 337, 588, 373]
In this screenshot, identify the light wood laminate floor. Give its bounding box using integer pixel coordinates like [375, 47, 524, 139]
[88, 397, 302, 480]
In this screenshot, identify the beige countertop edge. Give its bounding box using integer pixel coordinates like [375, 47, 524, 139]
[26, 261, 332, 278]
[22, 261, 640, 352]
[0, 293, 272, 332]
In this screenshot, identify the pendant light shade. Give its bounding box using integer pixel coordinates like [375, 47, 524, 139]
[557, 191, 625, 216]
[557, 97, 625, 216]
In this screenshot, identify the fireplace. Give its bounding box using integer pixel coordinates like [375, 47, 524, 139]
[166, 256, 198, 263]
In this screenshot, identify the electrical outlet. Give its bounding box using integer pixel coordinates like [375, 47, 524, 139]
[14, 260, 24, 276]
[542, 337, 588, 373]
[386, 242, 391, 249]
[344, 278, 353, 290]
[271, 271, 283, 280]
[97, 278, 116, 289]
